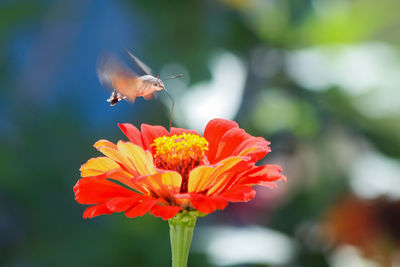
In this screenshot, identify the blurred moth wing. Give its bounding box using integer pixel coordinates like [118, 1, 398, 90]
[143, 92, 154, 100]
[96, 54, 143, 104]
[125, 49, 153, 76]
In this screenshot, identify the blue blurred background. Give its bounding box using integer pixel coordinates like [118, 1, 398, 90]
[2, 0, 400, 266]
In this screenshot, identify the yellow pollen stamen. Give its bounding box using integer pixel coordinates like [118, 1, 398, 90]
[151, 133, 209, 193]
[152, 133, 208, 164]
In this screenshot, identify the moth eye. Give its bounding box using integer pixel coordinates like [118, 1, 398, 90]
[153, 83, 157, 86]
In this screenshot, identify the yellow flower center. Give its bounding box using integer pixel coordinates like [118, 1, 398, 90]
[152, 133, 209, 192]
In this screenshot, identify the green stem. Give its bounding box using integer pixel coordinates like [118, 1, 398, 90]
[168, 211, 198, 267]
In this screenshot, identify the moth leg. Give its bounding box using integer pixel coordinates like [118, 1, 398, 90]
[107, 91, 126, 106]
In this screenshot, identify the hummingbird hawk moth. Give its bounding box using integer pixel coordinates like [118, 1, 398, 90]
[96, 50, 182, 106]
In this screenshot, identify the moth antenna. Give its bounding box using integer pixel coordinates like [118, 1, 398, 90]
[163, 88, 175, 131]
[164, 74, 183, 81]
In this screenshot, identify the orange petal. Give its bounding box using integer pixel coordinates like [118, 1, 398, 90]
[137, 171, 182, 198]
[188, 157, 243, 194]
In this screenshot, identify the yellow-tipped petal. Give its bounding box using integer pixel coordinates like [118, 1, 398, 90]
[139, 172, 182, 197]
[117, 141, 157, 176]
[80, 157, 120, 177]
[94, 139, 118, 150]
[238, 147, 258, 157]
[188, 166, 215, 193]
[161, 172, 182, 188]
[188, 157, 243, 193]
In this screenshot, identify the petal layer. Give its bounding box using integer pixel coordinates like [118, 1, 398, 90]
[190, 194, 228, 214]
[204, 119, 238, 163]
[74, 177, 137, 204]
[83, 203, 113, 219]
[203, 118, 270, 164]
[150, 205, 181, 220]
[80, 157, 120, 177]
[125, 199, 158, 218]
[118, 123, 144, 148]
[141, 124, 169, 152]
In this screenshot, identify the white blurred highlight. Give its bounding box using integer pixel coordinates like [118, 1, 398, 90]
[349, 151, 400, 200]
[285, 42, 400, 117]
[194, 225, 296, 266]
[175, 52, 246, 131]
[330, 245, 379, 267]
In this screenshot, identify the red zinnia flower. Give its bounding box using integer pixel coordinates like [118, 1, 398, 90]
[74, 118, 285, 220]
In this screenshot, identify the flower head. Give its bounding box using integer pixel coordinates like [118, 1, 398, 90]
[74, 119, 285, 220]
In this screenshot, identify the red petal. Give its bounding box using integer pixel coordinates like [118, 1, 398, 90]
[150, 205, 181, 220]
[190, 194, 228, 214]
[170, 127, 200, 136]
[125, 198, 157, 218]
[83, 203, 113, 219]
[118, 123, 144, 148]
[220, 185, 256, 202]
[257, 182, 277, 189]
[214, 128, 253, 162]
[233, 136, 271, 162]
[106, 196, 141, 212]
[141, 124, 169, 152]
[242, 164, 286, 184]
[74, 177, 137, 204]
[204, 119, 238, 164]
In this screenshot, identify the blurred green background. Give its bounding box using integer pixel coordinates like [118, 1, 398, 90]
[2, 0, 400, 266]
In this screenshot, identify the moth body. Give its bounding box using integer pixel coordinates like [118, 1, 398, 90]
[136, 75, 165, 96]
[97, 51, 179, 107]
[106, 75, 164, 106]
